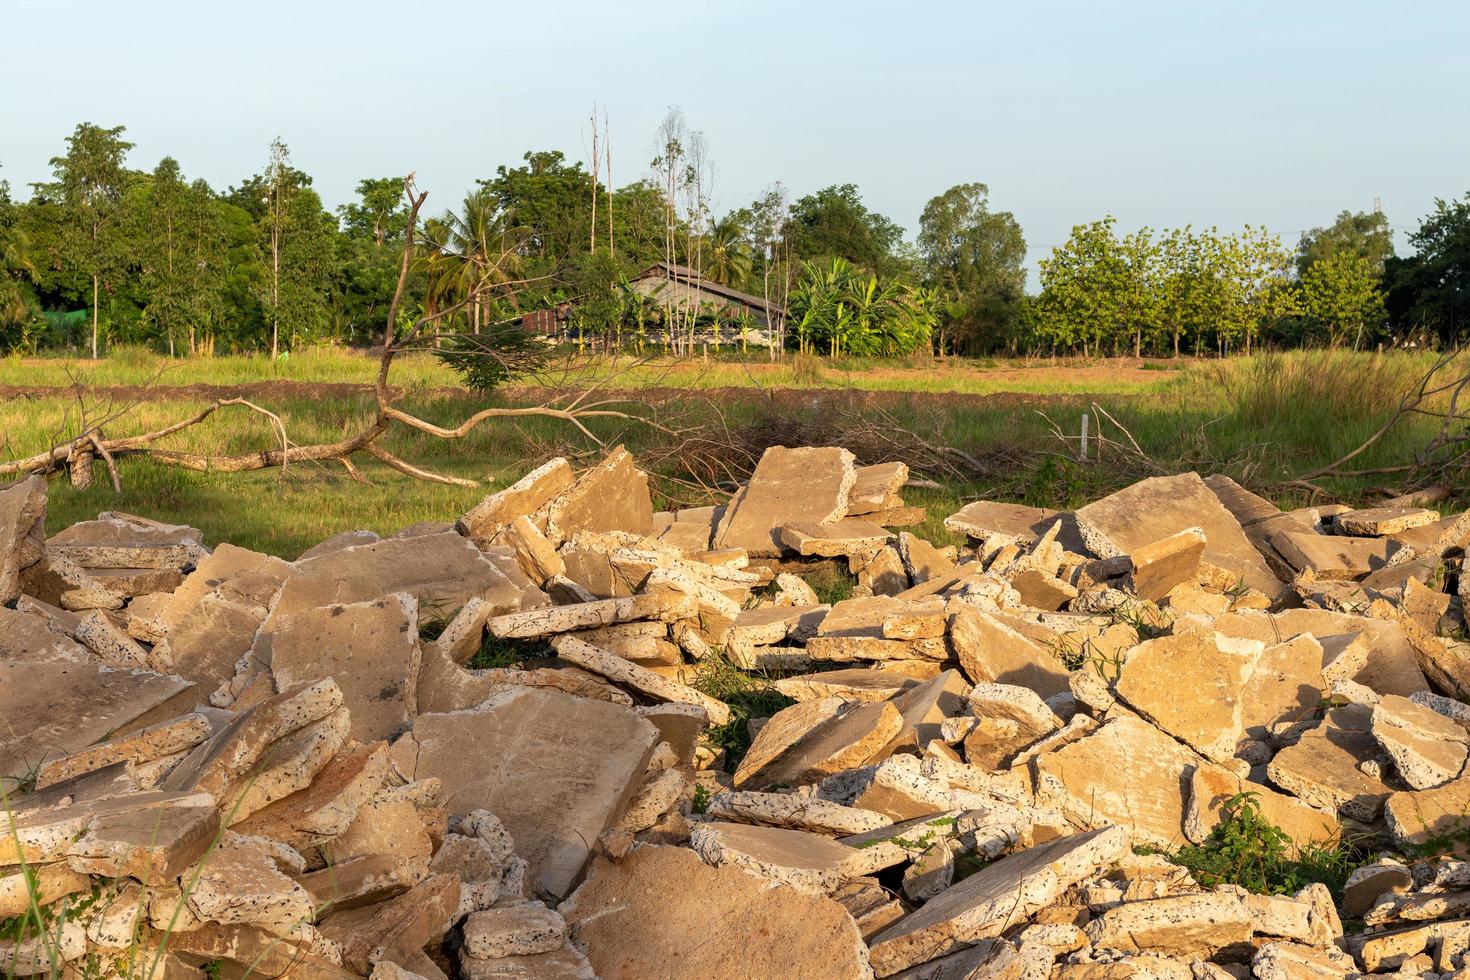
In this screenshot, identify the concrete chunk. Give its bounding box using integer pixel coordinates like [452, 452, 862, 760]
[949, 605, 1070, 698]
[457, 457, 574, 546]
[270, 594, 422, 743]
[1073, 473, 1281, 595]
[867, 827, 1129, 977]
[488, 593, 696, 638]
[391, 688, 658, 900]
[714, 446, 857, 557]
[1372, 693, 1470, 790]
[1113, 631, 1263, 762]
[560, 844, 870, 979]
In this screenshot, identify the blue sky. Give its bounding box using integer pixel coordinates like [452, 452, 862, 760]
[4, 1, 1467, 281]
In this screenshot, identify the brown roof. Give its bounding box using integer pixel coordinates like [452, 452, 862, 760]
[633, 262, 785, 317]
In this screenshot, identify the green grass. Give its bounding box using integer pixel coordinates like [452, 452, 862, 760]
[3, 348, 1461, 558]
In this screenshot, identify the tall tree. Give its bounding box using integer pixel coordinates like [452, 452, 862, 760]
[262, 139, 293, 358]
[917, 182, 1026, 353]
[135, 158, 228, 355]
[42, 122, 134, 357]
[1386, 191, 1470, 343]
[1297, 209, 1394, 278]
[1301, 251, 1385, 348]
[338, 177, 410, 248]
[785, 184, 904, 274]
[0, 177, 37, 341]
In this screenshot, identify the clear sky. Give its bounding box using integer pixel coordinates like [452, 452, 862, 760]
[4, 0, 1467, 281]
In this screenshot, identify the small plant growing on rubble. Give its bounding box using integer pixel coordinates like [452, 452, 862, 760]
[1157, 792, 1360, 900]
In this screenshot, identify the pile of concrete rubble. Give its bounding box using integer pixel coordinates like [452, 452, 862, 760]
[3, 443, 1470, 979]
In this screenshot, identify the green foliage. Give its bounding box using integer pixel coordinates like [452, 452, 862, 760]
[785, 184, 905, 275]
[1386, 191, 1470, 345]
[694, 659, 796, 768]
[434, 323, 550, 393]
[1158, 792, 1359, 900]
[787, 258, 934, 356]
[1035, 219, 1297, 357]
[918, 182, 1027, 354]
[1297, 210, 1395, 278]
[1299, 252, 1388, 349]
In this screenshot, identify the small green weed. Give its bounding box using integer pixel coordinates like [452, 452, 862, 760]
[465, 635, 551, 670]
[693, 658, 796, 768]
[1154, 792, 1362, 901]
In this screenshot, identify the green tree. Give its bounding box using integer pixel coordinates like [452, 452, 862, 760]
[1301, 251, 1386, 348]
[1297, 209, 1394, 278]
[1386, 191, 1470, 344]
[339, 177, 410, 247]
[1036, 218, 1133, 356]
[785, 184, 904, 274]
[917, 182, 1026, 353]
[0, 177, 38, 345]
[41, 122, 135, 357]
[703, 212, 753, 286]
[133, 158, 229, 355]
[426, 188, 526, 333]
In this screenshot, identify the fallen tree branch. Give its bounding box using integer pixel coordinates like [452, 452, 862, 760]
[3, 175, 658, 491]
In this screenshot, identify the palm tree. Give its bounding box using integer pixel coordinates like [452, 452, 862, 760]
[424, 189, 526, 334]
[703, 213, 753, 287]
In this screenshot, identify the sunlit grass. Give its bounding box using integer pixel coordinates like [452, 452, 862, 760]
[5, 347, 1458, 558]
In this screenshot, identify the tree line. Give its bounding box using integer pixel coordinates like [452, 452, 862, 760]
[1, 116, 1466, 360]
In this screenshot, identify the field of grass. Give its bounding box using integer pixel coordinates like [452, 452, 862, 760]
[3, 347, 1461, 558]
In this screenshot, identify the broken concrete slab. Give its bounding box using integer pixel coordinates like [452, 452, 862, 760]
[945, 501, 1058, 543]
[270, 593, 422, 744]
[713, 446, 856, 558]
[66, 795, 221, 884]
[1113, 631, 1263, 762]
[1271, 528, 1399, 579]
[560, 844, 870, 980]
[462, 903, 567, 959]
[276, 531, 547, 622]
[778, 518, 892, 558]
[847, 462, 909, 516]
[866, 827, 1129, 976]
[773, 668, 919, 703]
[47, 514, 206, 570]
[1083, 892, 1253, 958]
[488, 593, 696, 639]
[0, 662, 195, 791]
[390, 688, 658, 900]
[233, 742, 390, 851]
[689, 820, 863, 893]
[1267, 705, 1392, 822]
[949, 604, 1070, 698]
[748, 700, 903, 789]
[1073, 472, 1281, 596]
[456, 457, 574, 546]
[539, 447, 655, 546]
[1031, 715, 1205, 847]
[36, 712, 213, 789]
[1372, 693, 1470, 790]
[0, 606, 89, 664]
[1337, 507, 1441, 537]
[1128, 528, 1205, 601]
[0, 475, 46, 605]
[548, 635, 731, 725]
[705, 790, 890, 835]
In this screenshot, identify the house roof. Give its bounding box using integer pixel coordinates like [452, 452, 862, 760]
[632, 262, 785, 316]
